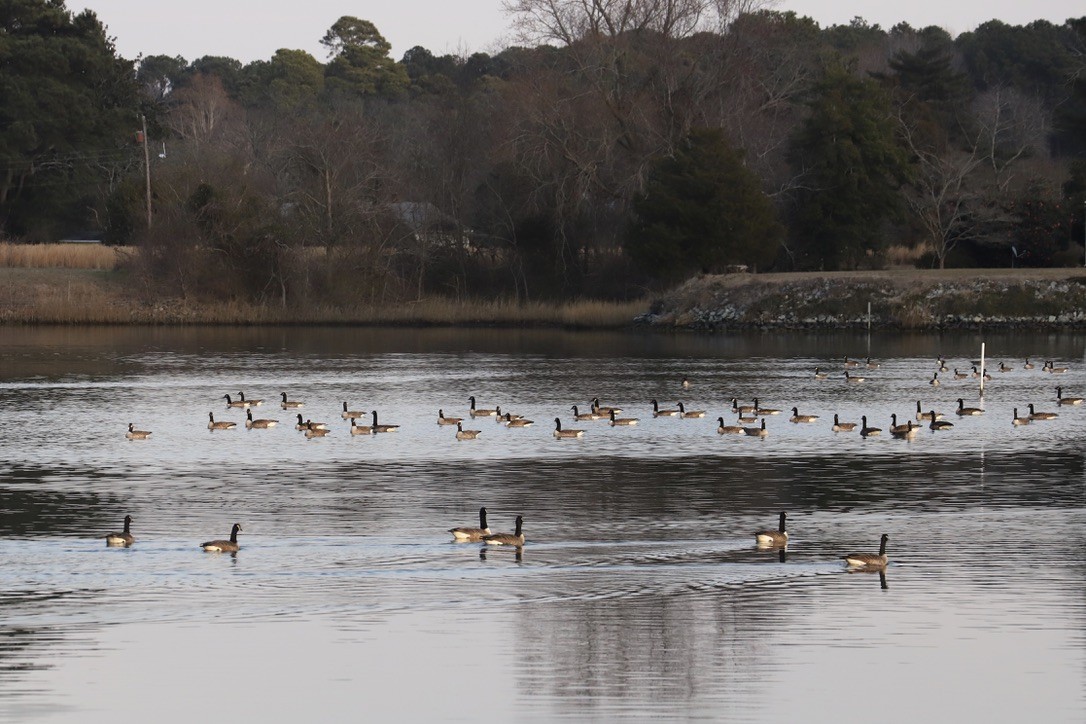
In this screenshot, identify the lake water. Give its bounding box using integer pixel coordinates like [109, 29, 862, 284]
[0, 325, 1083, 722]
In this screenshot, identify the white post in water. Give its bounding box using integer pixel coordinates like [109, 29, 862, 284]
[867, 301, 872, 331]
[979, 342, 986, 396]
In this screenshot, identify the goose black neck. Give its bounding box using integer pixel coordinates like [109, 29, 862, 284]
[879, 535, 888, 555]
[554, 418, 562, 431]
[230, 525, 240, 543]
[778, 512, 787, 533]
[479, 508, 488, 528]
[123, 516, 131, 533]
[514, 516, 523, 536]
[372, 411, 379, 425]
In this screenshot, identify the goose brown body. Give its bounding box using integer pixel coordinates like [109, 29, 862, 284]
[843, 534, 889, 568]
[201, 523, 241, 552]
[483, 516, 524, 546]
[754, 512, 788, 546]
[449, 507, 490, 541]
[105, 515, 134, 546]
[125, 423, 151, 440]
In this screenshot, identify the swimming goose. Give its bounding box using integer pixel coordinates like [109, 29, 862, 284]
[455, 422, 481, 440]
[304, 426, 330, 438]
[1056, 387, 1083, 406]
[223, 394, 248, 408]
[609, 410, 638, 426]
[859, 416, 881, 437]
[208, 412, 236, 430]
[494, 406, 524, 422]
[591, 398, 622, 416]
[970, 365, 982, 378]
[717, 417, 743, 434]
[245, 410, 278, 429]
[736, 411, 758, 424]
[844, 370, 864, 383]
[571, 405, 600, 421]
[754, 512, 788, 546]
[843, 356, 859, 368]
[1043, 361, 1069, 374]
[553, 418, 584, 438]
[731, 398, 756, 414]
[349, 417, 374, 435]
[866, 357, 880, 369]
[681, 377, 690, 389]
[754, 398, 781, 415]
[832, 414, 856, 432]
[915, 401, 944, 421]
[998, 362, 1012, 373]
[1023, 358, 1035, 370]
[295, 414, 327, 431]
[126, 423, 151, 440]
[468, 396, 497, 417]
[449, 507, 490, 541]
[437, 409, 463, 425]
[955, 398, 983, 416]
[743, 418, 768, 437]
[280, 392, 303, 409]
[928, 372, 940, 386]
[201, 523, 241, 552]
[842, 534, 889, 568]
[789, 407, 819, 423]
[651, 399, 679, 417]
[937, 355, 949, 371]
[370, 410, 400, 433]
[105, 515, 135, 546]
[981, 368, 992, 381]
[483, 515, 524, 547]
[1027, 403, 1058, 420]
[953, 368, 968, 380]
[341, 401, 366, 419]
[677, 402, 705, 419]
[1012, 408, 1031, 426]
[814, 367, 828, 380]
[889, 414, 910, 435]
[891, 419, 919, 439]
[930, 413, 954, 430]
[502, 413, 534, 427]
[238, 392, 263, 407]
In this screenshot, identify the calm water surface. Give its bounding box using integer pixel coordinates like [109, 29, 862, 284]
[0, 326, 1083, 722]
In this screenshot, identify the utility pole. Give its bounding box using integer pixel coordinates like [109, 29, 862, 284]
[141, 114, 152, 228]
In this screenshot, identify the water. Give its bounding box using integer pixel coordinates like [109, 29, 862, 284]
[0, 326, 1083, 722]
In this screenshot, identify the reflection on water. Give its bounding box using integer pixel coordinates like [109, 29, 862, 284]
[0, 326, 1083, 721]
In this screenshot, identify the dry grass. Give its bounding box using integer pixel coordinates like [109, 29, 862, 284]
[0, 243, 129, 270]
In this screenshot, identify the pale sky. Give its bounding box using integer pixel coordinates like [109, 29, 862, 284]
[68, 1, 1083, 64]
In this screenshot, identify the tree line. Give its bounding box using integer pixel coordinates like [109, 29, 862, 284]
[2, 0, 1085, 308]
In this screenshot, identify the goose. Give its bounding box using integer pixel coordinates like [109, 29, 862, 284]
[889, 414, 910, 435]
[1043, 361, 1069, 374]
[494, 406, 525, 422]
[1012, 408, 1032, 426]
[349, 417, 374, 435]
[1027, 403, 1058, 421]
[304, 426, 330, 438]
[970, 365, 981, 378]
[930, 413, 954, 430]
[843, 356, 859, 368]
[503, 413, 534, 428]
[105, 515, 135, 546]
[571, 405, 600, 421]
[280, 392, 303, 409]
[743, 418, 768, 437]
[208, 412, 236, 430]
[437, 409, 463, 425]
[591, 398, 622, 416]
[866, 357, 880, 369]
[891, 419, 919, 439]
[677, 402, 705, 419]
[449, 507, 490, 541]
[844, 370, 865, 383]
[125, 423, 151, 440]
[237, 392, 263, 407]
[455, 422, 481, 440]
[609, 409, 638, 426]
[370, 410, 400, 433]
[553, 418, 584, 439]
[928, 372, 940, 386]
[832, 413, 856, 432]
[717, 417, 743, 434]
[245, 409, 278, 429]
[1023, 358, 1035, 370]
[201, 523, 241, 553]
[736, 411, 758, 424]
[789, 407, 818, 423]
[483, 515, 524, 547]
[953, 368, 968, 380]
[814, 367, 828, 380]
[915, 401, 944, 421]
[981, 368, 992, 381]
[681, 377, 691, 389]
[651, 399, 679, 417]
[341, 401, 365, 419]
[998, 361, 1012, 373]
[955, 398, 983, 416]
[754, 398, 781, 415]
[937, 356, 949, 372]
[859, 416, 881, 437]
[754, 512, 788, 546]
[468, 396, 497, 417]
[223, 394, 248, 409]
[1056, 387, 1083, 406]
[295, 414, 327, 431]
[731, 398, 756, 414]
[842, 534, 889, 569]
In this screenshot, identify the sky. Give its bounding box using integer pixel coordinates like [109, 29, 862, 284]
[67, 1, 1083, 64]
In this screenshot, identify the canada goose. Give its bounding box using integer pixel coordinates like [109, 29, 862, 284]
[743, 418, 768, 437]
[1023, 358, 1035, 370]
[503, 413, 534, 428]
[790, 407, 819, 423]
[370, 410, 400, 433]
[651, 399, 679, 417]
[754, 512, 788, 546]
[915, 401, 944, 421]
[754, 398, 781, 415]
[223, 394, 248, 408]
[998, 362, 1012, 373]
[832, 413, 856, 432]
[814, 367, 828, 380]
[238, 392, 263, 407]
[208, 412, 236, 430]
[677, 401, 705, 418]
[936, 355, 949, 371]
[1056, 387, 1083, 406]
[280, 392, 303, 409]
[468, 396, 497, 417]
[981, 368, 992, 381]
[1043, 361, 1069, 374]
[295, 414, 327, 431]
[731, 398, 756, 414]
[929, 372, 940, 386]
[125, 422, 151, 440]
[438, 409, 463, 425]
[591, 398, 622, 416]
[866, 357, 880, 369]
[341, 401, 365, 419]
[681, 377, 690, 389]
[930, 413, 954, 430]
[245, 409, 278, 429]
[1012, 408, 1032, 426]
[449, 507, 490, 541]
[1027, 403, 1058, 420]
[349, 417, 373, 435]
[201, 523, 241, 553]
[955, 398, 983, 416]
[455, 422, 481, 440]
[891, 418, 919, 439]
[304, 426, 330, 438]
[494, 406, 524, 422]
[717, 417, 743, 434]
[889, 414, 909, 435]
[571, 405, 600, 421]
[483, 515, 524, 547]
[609, 409, 638, 426]
[737, 411, 758, 424]
[843, 356, 859, 368]
[105, 515, 134, 546]
[859, 416, 881, 437]
[953, 368, 968, 380]
[842, 534, 889, 568]
[844, 370, 865, 383]
[553, 418, 585, 439]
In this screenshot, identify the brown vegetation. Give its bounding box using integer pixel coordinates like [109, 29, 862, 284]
[0, 243, 128, 270]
